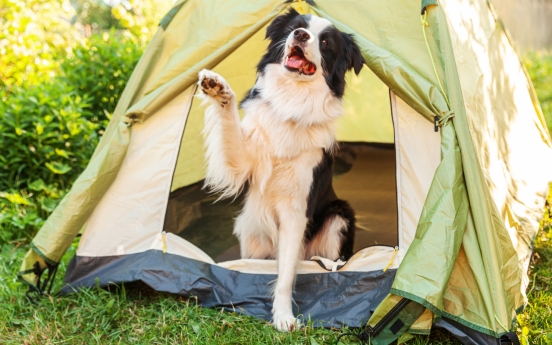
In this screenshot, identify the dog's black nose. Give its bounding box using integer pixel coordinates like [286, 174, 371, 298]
[293, 28, 310, 42]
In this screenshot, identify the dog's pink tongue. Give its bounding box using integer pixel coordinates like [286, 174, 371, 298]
[287, 56, 304, 69]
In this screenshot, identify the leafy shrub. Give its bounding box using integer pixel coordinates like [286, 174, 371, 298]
[60, 30, 144, 131]
[0, 30, 145, 243]
[0, 183, 65, 244]
[524, 52, 552, 135]
[0, 81, 97, 242]
[0, 0, 79, 90]
[0, 82, 98, 191]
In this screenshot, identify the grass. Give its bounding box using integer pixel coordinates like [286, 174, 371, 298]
[0, 242, 462, 345]
[524, 51, 552, 135]
[516, 192, 552, 345]
[2, 52, 552, 345]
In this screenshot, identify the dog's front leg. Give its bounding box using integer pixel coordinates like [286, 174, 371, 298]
[198, 69, 249, 198]
[272, 205, 307, 331]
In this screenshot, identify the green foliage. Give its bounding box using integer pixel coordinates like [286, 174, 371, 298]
[60, 30, 144, 130]
[111, 0, 173, 44]
[0, 83, 97, 190]
[517, 189, 552, 345]
[0, 81, 95, 242]
[524, 52, 552, 135]
[0, 0, 79, 89]
[0, 8, 146, 244]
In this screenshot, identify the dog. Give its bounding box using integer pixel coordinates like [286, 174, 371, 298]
[198, 8, 364, 331]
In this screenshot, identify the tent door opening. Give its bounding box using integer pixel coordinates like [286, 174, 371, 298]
[163, 143, 399, 263]
[162, 94, 399, 263]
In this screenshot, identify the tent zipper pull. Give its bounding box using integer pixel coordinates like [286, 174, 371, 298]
[383, 246, 399, 272]
[434, 116, 439, 132]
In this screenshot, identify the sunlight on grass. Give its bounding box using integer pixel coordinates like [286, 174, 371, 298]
[516, 188, 552, 345]
[525, 51, 552, 136]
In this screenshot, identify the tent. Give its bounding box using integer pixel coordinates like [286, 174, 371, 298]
[19, 0, 552, 343]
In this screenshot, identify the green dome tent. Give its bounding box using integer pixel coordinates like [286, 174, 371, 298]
[19, 0, 552, 343]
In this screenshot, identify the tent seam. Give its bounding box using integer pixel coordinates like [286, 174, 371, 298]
[391, 288, 505, 338]
[29, 242, 58, 266]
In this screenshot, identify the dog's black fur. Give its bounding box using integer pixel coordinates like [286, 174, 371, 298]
[305, 149, 356, 260]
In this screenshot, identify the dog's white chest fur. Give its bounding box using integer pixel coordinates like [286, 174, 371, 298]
[230, 68, 340, 252]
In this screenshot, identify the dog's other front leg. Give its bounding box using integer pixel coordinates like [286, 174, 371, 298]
[272, 205, 307, 331]
[198, 69, 249, 198]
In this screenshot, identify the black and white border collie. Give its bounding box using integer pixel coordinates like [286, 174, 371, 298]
[198, 8, 365, 331]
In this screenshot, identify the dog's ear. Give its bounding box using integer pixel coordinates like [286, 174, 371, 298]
[266, 8, 301, 41]
[341, 33, 365, 75]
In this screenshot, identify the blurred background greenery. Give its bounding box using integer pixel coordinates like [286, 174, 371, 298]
[0, 0, 172, 244]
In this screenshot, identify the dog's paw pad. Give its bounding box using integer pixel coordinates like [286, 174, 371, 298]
[201, 77, 224, 96]
[198, 70, 233, 105]
[201, 77, 224, 97]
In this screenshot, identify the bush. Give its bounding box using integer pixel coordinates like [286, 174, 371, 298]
[0, 0, 79, 90]
[0, 81, 98, 242]
[0, 31, 145, 243]
[524, 52, 552, 135]
[0, 29, 145, 241]
[0, 82, 98, 191]
[60, 30, 144, 131]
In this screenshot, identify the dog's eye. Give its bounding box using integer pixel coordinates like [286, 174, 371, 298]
[322, 39, 329, 45]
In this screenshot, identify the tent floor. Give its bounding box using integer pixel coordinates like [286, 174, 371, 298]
[164, 142, 398, 262]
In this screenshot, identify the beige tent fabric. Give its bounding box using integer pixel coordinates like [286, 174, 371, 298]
[337, 68, 393, 143]
[219, 245, 400, 274]
[78, 87, 196, 258]
[391, 93, 441, 251]
[441, 0, 552, 277]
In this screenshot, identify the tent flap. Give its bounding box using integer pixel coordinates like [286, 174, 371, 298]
[390, 119, 468, 312]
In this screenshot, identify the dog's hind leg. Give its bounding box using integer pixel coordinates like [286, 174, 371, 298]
[198, 69, 250, 198]
[304, 199, 355, 261]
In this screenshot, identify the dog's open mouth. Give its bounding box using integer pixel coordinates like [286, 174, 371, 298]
[284, 46, 316, 75]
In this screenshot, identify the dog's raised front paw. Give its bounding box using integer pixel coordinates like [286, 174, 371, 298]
[272, 312, 302, 332]
[198, 69, 234, 106]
